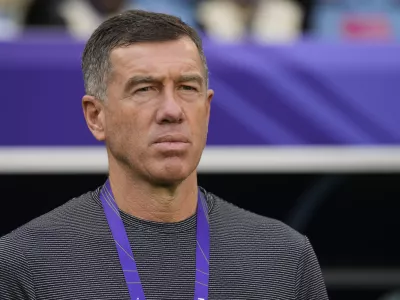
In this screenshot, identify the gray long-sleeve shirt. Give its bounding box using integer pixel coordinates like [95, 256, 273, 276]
[0, 186, 329, 299]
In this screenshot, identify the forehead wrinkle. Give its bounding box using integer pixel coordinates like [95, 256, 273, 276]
[124, 61, 202, 80]
[109, 43, 206, 88]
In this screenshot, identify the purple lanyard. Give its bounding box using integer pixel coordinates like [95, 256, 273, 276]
[100, 180, 210, 300]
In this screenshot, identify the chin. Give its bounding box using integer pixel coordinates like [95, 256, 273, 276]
[150, 159, 195, 185]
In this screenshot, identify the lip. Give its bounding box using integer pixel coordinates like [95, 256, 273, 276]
[153, 134, 190, 144]
[152, 134, 191, 152]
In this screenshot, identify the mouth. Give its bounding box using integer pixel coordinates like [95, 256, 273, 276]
[153, 134, 190, 144]
[152, 134, 191, 152]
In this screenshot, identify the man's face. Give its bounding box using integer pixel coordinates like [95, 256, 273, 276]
[98, 38, 213, 184]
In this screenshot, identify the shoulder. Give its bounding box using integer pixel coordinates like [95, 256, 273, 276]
[206, 192, 328, 298]
[206, 191, 307, 252]
[0, 189, 105, 250]
[0, 188, 109, 299]
[205, 191, 325, 294]
[0, 233, 29, 273]
[0, 231, 36, 299]
[207, 191, 305, 241]
[0, 191, 97, 300]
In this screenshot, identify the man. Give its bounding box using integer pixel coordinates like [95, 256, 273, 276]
[0, 10, 329, 299]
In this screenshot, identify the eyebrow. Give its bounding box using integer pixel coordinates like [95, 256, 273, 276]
[124, 75, 158, 92]
[124, 74, 205, 92]
[176, 74, 204, 86]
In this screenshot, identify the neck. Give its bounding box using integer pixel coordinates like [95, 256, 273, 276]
[107, 160, 198, 223]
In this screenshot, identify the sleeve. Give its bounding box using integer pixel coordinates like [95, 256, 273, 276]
[0, 234, 36, 300]
[295, 236, 329, 300]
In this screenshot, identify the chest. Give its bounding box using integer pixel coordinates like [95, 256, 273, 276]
[30, 230, 296, 300]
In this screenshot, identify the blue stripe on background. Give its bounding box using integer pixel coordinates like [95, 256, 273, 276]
[1, 39, 400, 146]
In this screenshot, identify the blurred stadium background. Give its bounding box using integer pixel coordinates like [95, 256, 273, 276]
[1, 0, 400, 299]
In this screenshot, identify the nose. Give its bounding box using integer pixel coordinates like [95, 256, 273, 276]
[155, 89, 184, 124]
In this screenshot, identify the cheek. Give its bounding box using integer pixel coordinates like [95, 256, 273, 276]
[188, 104, 210, 137]
[105, 108, 141, 143]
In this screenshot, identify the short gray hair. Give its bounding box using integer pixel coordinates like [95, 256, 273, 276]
[82, 10, 209, 101]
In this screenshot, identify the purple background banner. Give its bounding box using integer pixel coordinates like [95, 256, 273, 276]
[1, 37, 400, 146]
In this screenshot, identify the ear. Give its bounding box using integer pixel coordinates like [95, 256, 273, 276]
[82, 95, 106, 141]
[205, 89, 214, 123]
[207, 89, 214, 105]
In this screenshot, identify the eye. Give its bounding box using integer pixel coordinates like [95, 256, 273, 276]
[136, 86, 156, 93]
[180, 85, 197, 91]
